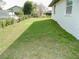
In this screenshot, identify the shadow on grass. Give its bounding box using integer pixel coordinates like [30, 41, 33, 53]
[0, 19, 78, 59]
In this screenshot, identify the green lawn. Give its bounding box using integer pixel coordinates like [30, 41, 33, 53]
[0, 18, 79, 59]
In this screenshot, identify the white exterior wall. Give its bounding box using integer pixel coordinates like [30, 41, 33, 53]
[52, 0, 79, 40]
[0, 10, 10, 18]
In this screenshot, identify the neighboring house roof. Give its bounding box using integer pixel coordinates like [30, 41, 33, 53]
[7, 6, 22, 12]
[49, 0, 60, 7]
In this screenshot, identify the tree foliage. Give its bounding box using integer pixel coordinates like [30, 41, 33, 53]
[31, 3, 46, 17]
[23, 1, 33, 15]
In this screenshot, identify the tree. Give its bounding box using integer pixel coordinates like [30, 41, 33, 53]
[23, 1, 33, 15]
[31, 3, 38, 17]
[31, 3, 46, 17]
[37, 3, 46, 16]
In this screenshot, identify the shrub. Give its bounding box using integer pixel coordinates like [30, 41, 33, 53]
[0, 18, 16, 28]
[45, 13, 51, 16]
[19, 15, 27, 20]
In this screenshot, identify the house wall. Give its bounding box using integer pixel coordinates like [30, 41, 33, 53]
[0, 10, 10, 18]
[52, 0, 79, 39]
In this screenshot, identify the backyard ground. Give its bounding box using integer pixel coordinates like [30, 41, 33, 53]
[0, 18, 79, 59]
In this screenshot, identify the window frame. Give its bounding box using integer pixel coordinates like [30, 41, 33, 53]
[66, 0, 73, 15]
[54, 4, 56, 14]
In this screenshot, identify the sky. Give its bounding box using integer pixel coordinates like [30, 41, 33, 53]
[2, 0, 52, 10]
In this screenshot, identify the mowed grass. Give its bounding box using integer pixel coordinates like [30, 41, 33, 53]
[0, 18, 79, 59]
[0, 18, 41, 55]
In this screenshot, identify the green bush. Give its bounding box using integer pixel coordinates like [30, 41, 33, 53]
[45, 13, 51, 16]
[10, 19, 14, 24]
[0, 18, 16, 28]
[1, 20, 6, 28]
[0, 16, 28, 29]
[19, 15, 27, 20]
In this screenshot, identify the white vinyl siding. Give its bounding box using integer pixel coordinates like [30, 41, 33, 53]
[51, 0, 79, 39]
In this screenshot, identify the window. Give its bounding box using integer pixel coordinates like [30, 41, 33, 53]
[66, 0, 72, 14]
[54, 5, 56, 14]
